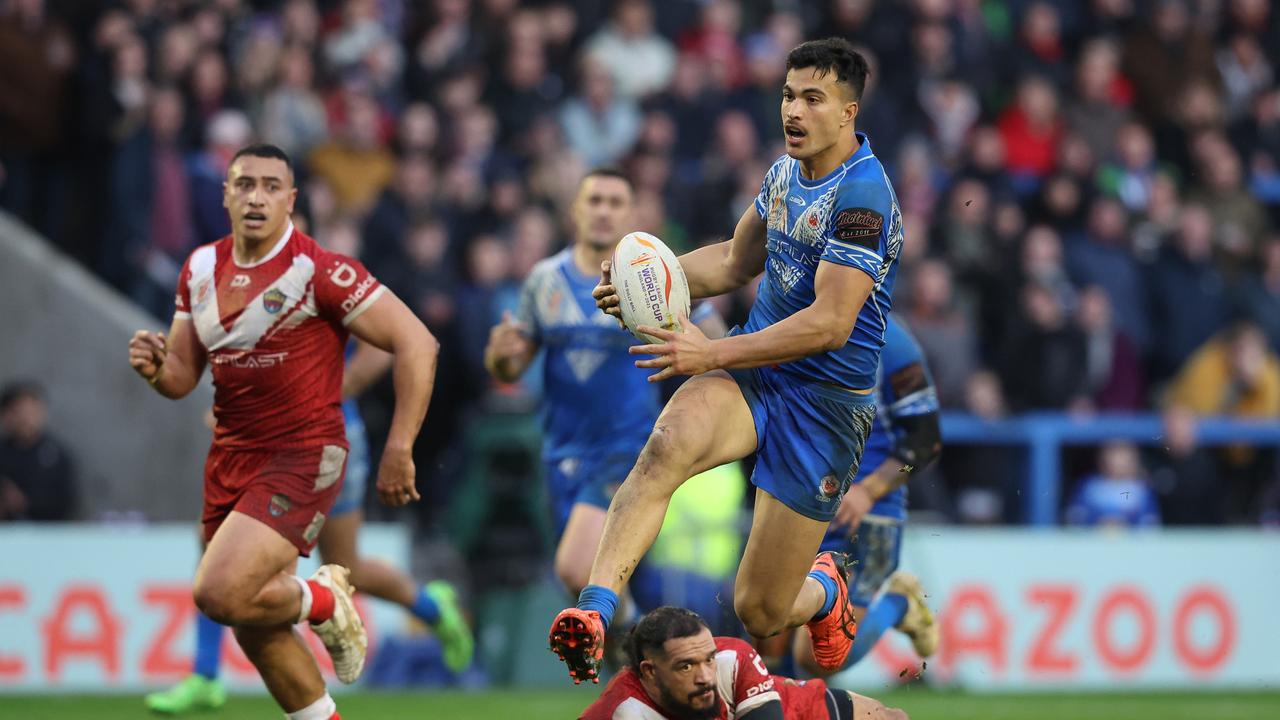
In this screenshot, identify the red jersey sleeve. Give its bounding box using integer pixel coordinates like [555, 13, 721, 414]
[312, 250, 386, 326]
[174, 255, 193, 319]
[720, 638, 781, 718]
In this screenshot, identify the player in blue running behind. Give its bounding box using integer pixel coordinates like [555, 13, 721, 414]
[484, 168, 727, 630]
[790, 315, 941, 677]
[552, 38, 904, 683]
[146, 344, 473, 716]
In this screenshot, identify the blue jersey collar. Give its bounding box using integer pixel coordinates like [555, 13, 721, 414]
[796, 132, 874, 189]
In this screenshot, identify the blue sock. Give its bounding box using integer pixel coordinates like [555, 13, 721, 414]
[844, 593, 909, 668]
[576, 585, 620, 631]
[193, 611, 224, 680]
[411, 587, 441, 625]
[808, 570, 839, 620]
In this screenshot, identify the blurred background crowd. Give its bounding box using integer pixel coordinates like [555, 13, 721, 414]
[2, 0, 1279, 536]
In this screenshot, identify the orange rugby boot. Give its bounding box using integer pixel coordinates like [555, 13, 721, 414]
[549, 607, 606, 684]
[805, 551, 858, 671]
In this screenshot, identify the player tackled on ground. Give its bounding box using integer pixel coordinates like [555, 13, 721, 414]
[128, 144, 438, 720]
[581, 606, 908, 720]
[552, 38, 904, 683]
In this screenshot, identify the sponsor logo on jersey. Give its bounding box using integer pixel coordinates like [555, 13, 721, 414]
[340, 276, 378, 313]
[269, 494, 292, 517]
[834, 208, 884, 249]
[329, 262, 358, 288]
[789, 196, 806, 207]
[210, 351, 289, 368]
[263, 288, 286, 314]
[230, 274, 251, 288]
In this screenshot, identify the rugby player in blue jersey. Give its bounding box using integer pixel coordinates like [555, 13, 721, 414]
[551, 38, 904, 683]
[484, 169, 723, 617]
[792, 315, 941, 677]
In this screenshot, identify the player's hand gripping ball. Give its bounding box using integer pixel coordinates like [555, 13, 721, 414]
[608, 232, 691, 344]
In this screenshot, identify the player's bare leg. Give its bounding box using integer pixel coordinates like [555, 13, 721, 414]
[318, 510, 417, 606]
[733, 489, 834, 636]
[550, 370, 756, 682]
[845, 691, 910, 720]
[193, 511, 328, 710]
[233, 624, 327, 713]
[555, 503, 608, 595]
[194, 512, 311, 627]
[317, 508, 474, 673]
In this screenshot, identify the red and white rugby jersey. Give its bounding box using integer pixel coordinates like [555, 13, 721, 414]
[174, 222, 385, 450]
[580, 637, 832, 720]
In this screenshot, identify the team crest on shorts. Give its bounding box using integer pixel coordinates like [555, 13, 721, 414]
[269, 494, 291, 517]
[817, 474, 840, 502]
[263, 288, 286, 314]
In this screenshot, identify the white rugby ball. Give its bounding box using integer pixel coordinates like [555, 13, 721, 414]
[611, 231, 691, 344]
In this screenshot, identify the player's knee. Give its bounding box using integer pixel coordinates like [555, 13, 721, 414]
[734, 592, 788, 639]
[192, 582, 239, 626]
[642, 421, 696, 472]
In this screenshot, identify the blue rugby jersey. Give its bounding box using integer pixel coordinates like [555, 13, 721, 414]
[747, 133, 902, 390]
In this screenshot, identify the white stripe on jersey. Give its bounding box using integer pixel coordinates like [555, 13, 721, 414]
[189, 251, 317, 352]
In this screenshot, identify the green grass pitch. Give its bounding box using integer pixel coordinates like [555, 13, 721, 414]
[3, 689, 1278, 719]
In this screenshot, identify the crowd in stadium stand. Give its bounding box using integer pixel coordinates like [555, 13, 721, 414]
[1, 0, 1278, 526]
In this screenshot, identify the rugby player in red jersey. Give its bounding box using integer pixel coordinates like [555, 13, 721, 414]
[581, 607, 908, 720]
[127, 144, 437, 720]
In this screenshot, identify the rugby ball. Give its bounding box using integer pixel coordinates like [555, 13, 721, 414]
[611, 231, 691, 344]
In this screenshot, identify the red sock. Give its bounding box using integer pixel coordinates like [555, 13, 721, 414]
[330, 714, 341, 720]
[307, 580, 335, 624]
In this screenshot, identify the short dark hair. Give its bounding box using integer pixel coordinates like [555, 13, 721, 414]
[0, 380, 44, 412]
[786, 38, 870, 101]
[582, 166, 634, 193]
[626, 606, 709, 668]
[229, 143, 294, 179]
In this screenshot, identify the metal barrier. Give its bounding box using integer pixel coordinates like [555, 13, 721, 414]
[940, 412, 1280, 526]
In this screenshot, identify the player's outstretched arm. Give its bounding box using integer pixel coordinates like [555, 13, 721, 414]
[679, 205, 768, 300]
[346, 290, 438, 507]
[128, 317, 206, 399]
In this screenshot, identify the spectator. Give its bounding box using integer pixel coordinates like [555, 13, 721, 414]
[559, 57, 641, 168]
[1065, 442, 1161, 528]
[1232, 237, 1280, 354]
[998, 74, 1064, 190]
[1065, 196, 1149, 352]
[584, 0, 675, 101]
[1122, 0, 1220, 123]
[258, 44, 328, 161]
[0, 382, 77, 522]
[308, 89, 397, 215]
[186, 109, 252, 248]
[1077, 287, 1145, 411]
[1147, 203, 1231, 382]
[1064, 38, 1131, 164]
[1097, 121, 1160, 212]
[1000, 281, 1089, 411]
[901, 259, 978, 409]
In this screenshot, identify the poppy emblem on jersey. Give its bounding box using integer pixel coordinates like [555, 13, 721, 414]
[263, 288, 286, 314]
[269, 494, 292, 517]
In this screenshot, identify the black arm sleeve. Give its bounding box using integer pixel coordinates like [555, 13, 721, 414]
[890, 410, 942, 470]
[738, 699, 785, 720]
